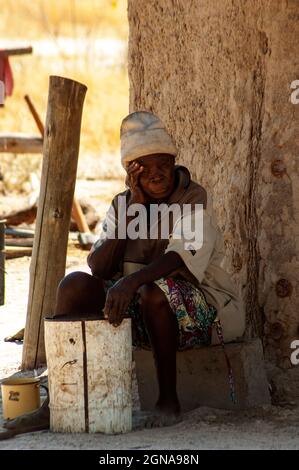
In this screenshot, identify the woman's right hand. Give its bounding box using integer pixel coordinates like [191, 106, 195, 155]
[125, 160, 148, 205]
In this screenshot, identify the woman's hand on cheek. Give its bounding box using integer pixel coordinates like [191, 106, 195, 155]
[126, 161, 149, 205]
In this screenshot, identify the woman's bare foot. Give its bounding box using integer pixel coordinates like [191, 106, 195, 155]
[155, 397, 181, 416]
[143, 397, 181, 428]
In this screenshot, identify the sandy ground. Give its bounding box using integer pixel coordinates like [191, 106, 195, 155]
[0, 184, 299, 449]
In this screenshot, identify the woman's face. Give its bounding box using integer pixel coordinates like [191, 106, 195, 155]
[135, 153, 176, 201]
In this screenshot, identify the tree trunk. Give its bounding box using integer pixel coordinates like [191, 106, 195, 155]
[0, 133, 43, 153]
[45, 318, 132, 434]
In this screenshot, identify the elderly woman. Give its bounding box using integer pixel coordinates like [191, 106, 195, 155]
[3, 111, 244, 436]
[54, 111, 245, 419]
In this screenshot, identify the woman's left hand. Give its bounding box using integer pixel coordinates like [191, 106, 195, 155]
[103, 276, 138, 327]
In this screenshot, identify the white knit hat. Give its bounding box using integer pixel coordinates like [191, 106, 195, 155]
[120, 111, 177, 167]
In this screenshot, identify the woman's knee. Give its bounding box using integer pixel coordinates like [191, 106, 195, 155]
[139, 282, 168, 310]
[54, 271, 105, 317]
[57, 272, 98, 300]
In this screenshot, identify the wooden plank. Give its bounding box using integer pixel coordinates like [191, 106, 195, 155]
[0, 222, 5, 306]
[5, 248, 32, 260]
[0, 47, 33, 57]
[0, 222, 4, 251]
[22, 76, 87, 369]
[5, 238, 34, 248]
[5, 228, 35, 239]
[1, 204, 37, 226]
[24, 95, 45, 137]
[0, 252, 5, 305]
[0, 221, 5, 305]
[0, 133, 43, 154]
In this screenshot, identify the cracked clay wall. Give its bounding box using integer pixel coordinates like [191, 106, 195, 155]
[127, 0, 299, 385]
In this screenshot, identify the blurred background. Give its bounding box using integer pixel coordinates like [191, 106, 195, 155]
[0, 1, 129, 371]
[0, 0, 128, 202]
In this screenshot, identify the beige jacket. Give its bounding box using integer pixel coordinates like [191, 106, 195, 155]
[90, 166, 245, 344]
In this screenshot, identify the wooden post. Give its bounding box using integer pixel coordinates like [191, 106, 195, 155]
[0, 221, 5, 306]
[24, 95, 45, 137]
[24, 94, 91, 236]
[0, 133, 43, 153]
[22, 76, 87, 369]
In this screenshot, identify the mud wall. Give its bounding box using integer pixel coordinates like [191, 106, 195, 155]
[127, 0, 299, 390]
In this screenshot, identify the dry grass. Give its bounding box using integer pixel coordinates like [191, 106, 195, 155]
[0, 0, 129, 192]
[0, 0, 128, 40]
[1, 55, 129, 152]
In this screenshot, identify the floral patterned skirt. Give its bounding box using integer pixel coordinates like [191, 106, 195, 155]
[104, 277, 217, 351]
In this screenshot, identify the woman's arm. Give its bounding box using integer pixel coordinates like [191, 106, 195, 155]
[88, 160, 148, 279]
[87, 236, 128, 280]
[129, 251, 183, 288]
[104, 251, 184, 325]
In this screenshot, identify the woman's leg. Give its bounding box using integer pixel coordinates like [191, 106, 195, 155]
[3, 271, 106, 436]
[53, 271, 106, 318]
[139, 282, 180, 415]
